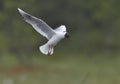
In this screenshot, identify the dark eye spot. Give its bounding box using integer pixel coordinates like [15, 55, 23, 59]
[65, 33, 69, 38]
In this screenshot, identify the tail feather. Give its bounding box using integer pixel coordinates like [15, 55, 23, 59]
[39, 43, 54, 55]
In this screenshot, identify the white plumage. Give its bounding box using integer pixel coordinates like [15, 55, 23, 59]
[18, 8, 69, 55]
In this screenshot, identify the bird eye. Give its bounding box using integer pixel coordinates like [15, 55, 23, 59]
[65, 33, 69, 38]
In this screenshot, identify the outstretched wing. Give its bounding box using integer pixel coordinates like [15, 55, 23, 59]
[18, 8, 55, 40]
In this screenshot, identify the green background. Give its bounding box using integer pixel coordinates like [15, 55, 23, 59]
[0, 0, 120, 84]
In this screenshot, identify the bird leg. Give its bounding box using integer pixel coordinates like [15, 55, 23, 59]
[48, 45, 52, 55]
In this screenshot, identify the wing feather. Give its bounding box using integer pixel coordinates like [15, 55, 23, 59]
[18, 8, 55, 39]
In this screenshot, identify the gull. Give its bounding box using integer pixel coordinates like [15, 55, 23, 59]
[18, 8, 69, 55]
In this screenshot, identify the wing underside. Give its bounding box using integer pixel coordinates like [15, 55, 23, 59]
[18, 8, 55, 39]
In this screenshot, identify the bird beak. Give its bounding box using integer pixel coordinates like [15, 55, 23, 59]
[65, 33, 70, 39]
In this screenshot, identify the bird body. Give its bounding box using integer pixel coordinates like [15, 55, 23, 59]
[40, 26, 66, 55]
[18, 8, 69, 55]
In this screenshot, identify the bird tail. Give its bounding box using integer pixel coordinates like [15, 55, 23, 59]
[39, 43, 54, 55]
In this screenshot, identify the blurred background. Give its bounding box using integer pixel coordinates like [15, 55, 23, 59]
[0, 0, 120, 84]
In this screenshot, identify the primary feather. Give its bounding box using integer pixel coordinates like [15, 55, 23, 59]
[18, 8, 55, 39]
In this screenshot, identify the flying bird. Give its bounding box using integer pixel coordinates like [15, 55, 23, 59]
[18, 8, 69, 55]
